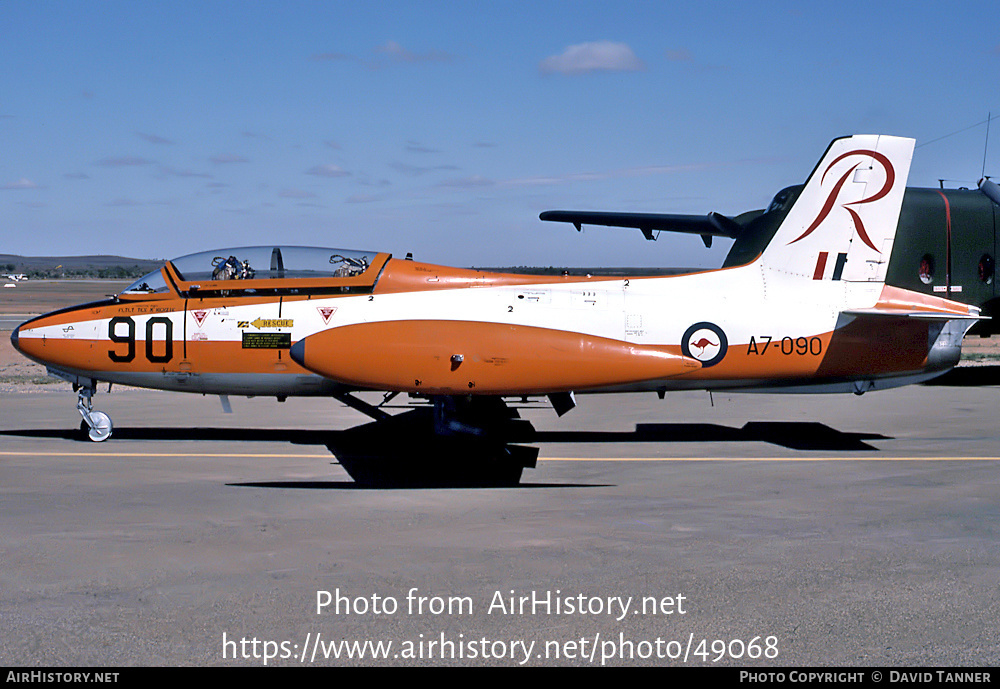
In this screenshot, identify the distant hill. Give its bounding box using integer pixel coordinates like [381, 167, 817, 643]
[2, 254, 707, 281]
[0, 254, 162, 279]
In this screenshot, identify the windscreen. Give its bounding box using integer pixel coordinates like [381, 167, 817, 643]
[121, 268, 170, 294]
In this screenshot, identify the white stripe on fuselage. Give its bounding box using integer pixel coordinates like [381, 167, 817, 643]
[19, 262, 878, 351]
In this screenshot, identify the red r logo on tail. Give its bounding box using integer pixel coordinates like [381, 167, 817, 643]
[788, 149, 895, 252]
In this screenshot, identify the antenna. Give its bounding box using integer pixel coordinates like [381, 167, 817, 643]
[983, 112, 992, 180]
[916, 114, 996, 149]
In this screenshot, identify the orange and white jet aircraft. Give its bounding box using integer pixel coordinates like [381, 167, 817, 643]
[10, 135, 983, 482]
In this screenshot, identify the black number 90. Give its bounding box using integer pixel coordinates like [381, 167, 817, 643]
[108, 316, 173, 363]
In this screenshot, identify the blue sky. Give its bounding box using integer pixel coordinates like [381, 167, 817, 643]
[2, 1, 998, 268]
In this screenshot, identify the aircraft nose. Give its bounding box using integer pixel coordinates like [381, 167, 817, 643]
[10, 323, 19, 352]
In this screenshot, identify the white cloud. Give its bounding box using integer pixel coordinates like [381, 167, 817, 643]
[436, 161, 726, 191]
[405, 141, 442, 154]
[97, 156, 153, 167]
[376, 41, 452, 64]
[436, 175, 495, 188]
[105, 198, 174, 207]
[211, 154, 249, 164]
[159, 166, 213, 179]
[390, 161, 459, 177]
[136, 132, 174, 145]
[1, 178, 40, 190]
[306, 164, 350, 178]
[539, 41, 644, 75]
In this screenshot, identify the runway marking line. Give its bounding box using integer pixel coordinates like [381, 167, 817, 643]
[0, 451, 329, 458]
[542, 456, 1000, 461]
[2, 452, 1000, 462]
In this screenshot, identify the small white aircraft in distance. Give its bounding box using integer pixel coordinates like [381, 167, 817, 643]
[3, 274, 27, 282]
[10, 134, 984, 484]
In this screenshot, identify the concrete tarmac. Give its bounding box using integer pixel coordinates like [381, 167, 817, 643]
[1, 384, 999, 666]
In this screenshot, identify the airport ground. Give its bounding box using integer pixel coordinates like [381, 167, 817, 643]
[1, 282, 999, 666]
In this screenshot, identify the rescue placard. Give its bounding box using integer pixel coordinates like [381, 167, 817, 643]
[251, 318, 294, 329]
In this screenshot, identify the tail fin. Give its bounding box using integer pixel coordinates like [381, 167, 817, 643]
[760, 134, 915, 283]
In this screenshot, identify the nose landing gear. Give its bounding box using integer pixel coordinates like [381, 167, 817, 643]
[76, 382, 113, 442]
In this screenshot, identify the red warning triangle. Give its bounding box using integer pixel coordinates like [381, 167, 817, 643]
[317, 306, 337, 324]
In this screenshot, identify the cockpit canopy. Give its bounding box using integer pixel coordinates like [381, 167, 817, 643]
[121, 246, 383, 295]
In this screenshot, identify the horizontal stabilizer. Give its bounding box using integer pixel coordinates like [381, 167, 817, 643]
[842, 308, 987, 321]
[843, 286, 986, 322]
[539, 210, 742, 241]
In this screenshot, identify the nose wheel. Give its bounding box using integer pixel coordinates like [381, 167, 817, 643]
[76, 384, 113, 442]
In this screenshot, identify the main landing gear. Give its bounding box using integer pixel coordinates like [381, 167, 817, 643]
[75, 382, 113, 442]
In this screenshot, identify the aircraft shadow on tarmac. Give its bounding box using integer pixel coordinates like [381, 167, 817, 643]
[2, 419, 889, 488]
[922, 365, 1000, 386]
[0, 419, 889, 451]
[225, 480, 597, 491]
[535, 421, 889, 452]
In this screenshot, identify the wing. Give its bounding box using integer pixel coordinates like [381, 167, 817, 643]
[538, 210, 744, 247]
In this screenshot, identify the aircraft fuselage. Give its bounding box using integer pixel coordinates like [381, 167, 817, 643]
[12, 250, 975, 399]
